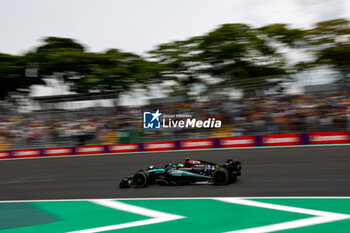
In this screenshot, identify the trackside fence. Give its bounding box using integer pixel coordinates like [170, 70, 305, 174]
[1, 131, 349, 159]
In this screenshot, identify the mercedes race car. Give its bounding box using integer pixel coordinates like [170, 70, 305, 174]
[119, 158, 242, 188]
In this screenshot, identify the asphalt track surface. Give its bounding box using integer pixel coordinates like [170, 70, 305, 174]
[0, 145, 350, 201]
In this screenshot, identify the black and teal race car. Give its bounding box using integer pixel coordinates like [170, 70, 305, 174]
[119, 158, 241, 188]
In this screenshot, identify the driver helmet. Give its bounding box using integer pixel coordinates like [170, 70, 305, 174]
[184, 157, 190, 167]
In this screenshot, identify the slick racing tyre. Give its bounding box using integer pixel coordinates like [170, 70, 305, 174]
[212, 167, 230, 185]
[230, 174, 237, 183]
[133, 171, 149, 188]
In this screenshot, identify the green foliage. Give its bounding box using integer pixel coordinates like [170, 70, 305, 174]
[259, 24, 305, 47]
[23, 37, 162, 94]
[0, 53, 44, 99]
[312, 19, 350, 74]
[149, 37, 203, 94]
[78, 50, 161, 93]
[1, 18, 349, 101]
[0, 37, 163, 100]
[36, 37, 85, 52]
[198, 24, 289, 94]
[150, 24, 289, 96]
[297, 19, 350, 82]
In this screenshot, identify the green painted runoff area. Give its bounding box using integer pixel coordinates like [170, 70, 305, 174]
[250, 198, 350, 233]
[0, 198, 349, 233]
[0, 201, 148, 233]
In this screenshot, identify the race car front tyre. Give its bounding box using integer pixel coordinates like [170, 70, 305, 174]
[212, 167, 230, 185]
[133, 171, 149, 188]
[230, 174, 237, 183]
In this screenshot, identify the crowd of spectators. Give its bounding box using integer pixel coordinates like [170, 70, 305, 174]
[0, 91, 349, 150]
[0, 107, 140, 150]
[145, 91, 350, 141]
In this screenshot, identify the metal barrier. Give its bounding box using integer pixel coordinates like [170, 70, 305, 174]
[1, 131, 349, 160]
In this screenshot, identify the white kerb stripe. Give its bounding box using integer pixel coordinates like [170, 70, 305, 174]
[223, 216, 341, 233]
[91, 199, 180, 218]
[68, 199, 184, 233]
[215, 198, 350, 233]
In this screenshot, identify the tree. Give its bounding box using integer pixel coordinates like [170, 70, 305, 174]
[24, 37, 161, 94]
[1, 19, 348, 101]
[0, 36, 163, 101]
[0, 53, 44, 100]
[196, 24, 289, 96]
[258, 19, 350, 87]
[76, 49, 161, 93]
[150, 24, 291, 97]
[258, 23, 306, 47]
[305, 19, 350, 83]
[24, 37, 92, 86]
[148, 37, 204, 96]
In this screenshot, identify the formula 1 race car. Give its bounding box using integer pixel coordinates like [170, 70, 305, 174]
[119, 158, 242, 188]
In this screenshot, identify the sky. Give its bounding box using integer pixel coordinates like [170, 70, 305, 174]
[0, 0, 349, 56]
[1, 0, 349, 107]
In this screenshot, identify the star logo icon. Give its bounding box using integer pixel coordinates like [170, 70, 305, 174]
[143, 110, 162, 129]
[150, 109, 162, 122]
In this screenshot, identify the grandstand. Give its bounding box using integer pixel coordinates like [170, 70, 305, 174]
[1, 89, 349, 151]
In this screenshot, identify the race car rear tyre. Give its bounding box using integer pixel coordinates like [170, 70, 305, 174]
[212, 167, 230, 185]
[133, 171, 149, 188]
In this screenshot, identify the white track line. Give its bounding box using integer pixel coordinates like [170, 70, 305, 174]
[215, 198, 350, 233]
[68, 199, 184, 233]
[1, 197, 350, 203]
